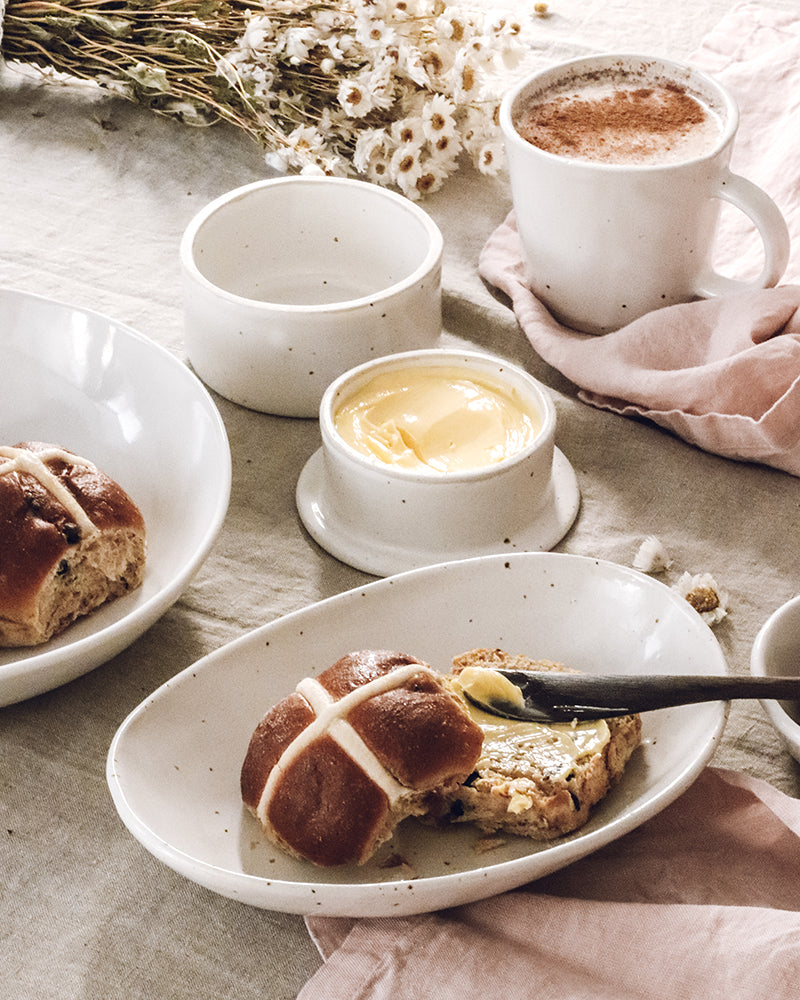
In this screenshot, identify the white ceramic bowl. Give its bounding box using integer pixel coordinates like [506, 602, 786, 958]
[0, 289, 231, 706]
[181, 177, 443, 417]
[108, 551, 728, 917]
[751, 594, 800, 763]
[296, 349, 580, 575]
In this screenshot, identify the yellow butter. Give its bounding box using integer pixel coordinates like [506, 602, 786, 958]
[449, 667, 610, 782]
[333, 366, 541, 473]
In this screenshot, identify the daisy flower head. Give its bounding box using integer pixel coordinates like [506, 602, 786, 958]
[389, 143, 424, 197]
[391, 115, 426, 149]
[370, 0, 425, 25]
[393, 39, 431, 88]
[338, 74, 376, 117]
[422, 93, 458, 142]
[633, 536, 673, 574]
[354, 128, 394, 185]
[673, 572, 729, 626]
[355, 10, 398, 52]
[419, 42, 451, 86]
[435, 11, 476, 44]
[428, 130, 461, 168]
[414, 158, 450, 198]
[448, 48, 481, 103]
[472, 135, 504, 175]
[284, 123, 329, 165]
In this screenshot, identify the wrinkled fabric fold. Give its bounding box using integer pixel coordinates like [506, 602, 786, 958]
[301, 768, 800, 1000]
[477, 1, 800, 476]
[479, 215, 800, 475]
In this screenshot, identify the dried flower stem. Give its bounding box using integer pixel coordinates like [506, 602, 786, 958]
[2, 0, 281, 139]
[1, 0, 549, 196]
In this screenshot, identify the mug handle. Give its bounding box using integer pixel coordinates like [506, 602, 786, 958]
[694, 170, 791, 298]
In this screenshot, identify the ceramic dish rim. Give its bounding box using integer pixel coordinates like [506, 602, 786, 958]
[501, 51, 738, 173]
[180, 176, 444, 314]
[750, 593, 800, 749]
[0, 286, 232, 701]
[295, 445, 580, 577]
[319, 347, 557, 483]
[107, 551, 728, 916]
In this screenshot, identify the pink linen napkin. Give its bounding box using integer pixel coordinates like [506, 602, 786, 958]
[478, 2, 800, 477]
[301, 767, 800, 999]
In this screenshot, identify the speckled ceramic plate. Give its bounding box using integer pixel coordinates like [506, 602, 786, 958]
[107, 552, 727, 917]
[0, 288, 231, 705]
[296, 446, 580, 576]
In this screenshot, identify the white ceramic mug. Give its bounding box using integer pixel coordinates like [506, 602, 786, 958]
[500, 53, 791, 334]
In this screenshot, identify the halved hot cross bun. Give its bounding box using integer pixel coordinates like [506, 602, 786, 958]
[240, 650, 484, 867]
[0, 441, 146, 647]
[442, 648, 643, 840]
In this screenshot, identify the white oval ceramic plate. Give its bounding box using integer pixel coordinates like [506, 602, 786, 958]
[107, 552, 727, 917]
[0, 288, 231, 706]
[296, 447, 580, 576]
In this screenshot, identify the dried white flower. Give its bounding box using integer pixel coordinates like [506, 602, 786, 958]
[354, 128, 391, 174]
[391, 115, 426, 148]
[281, 26, 319, 64]
[633, 536, 673, 574]
[337, 76, 375, 117]
[355, 12, 397, 52]
[428, 131, 461, 169]
[421, 41, 456, 86]
[472, 136, 504, 175]
[413, 159, 450, 197]
[673, 571, 729, 626]
[435, 12, 475, 44]
[281, 123, 333, 173]
[299, 161, 327, 176]
[394, 40, 431, 88]
[422, 94, 458, 141]
[4, 0, 546, 196]
[449, 49, 480, 102]
[390, 143, 424, 196]
[240, 16, 275, 53]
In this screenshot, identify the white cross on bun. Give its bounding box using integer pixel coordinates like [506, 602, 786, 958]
[240, 650, 484, 867]
[0, 441, 146, 647]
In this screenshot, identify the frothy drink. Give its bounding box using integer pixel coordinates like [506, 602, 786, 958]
[515, 69, 724, 166]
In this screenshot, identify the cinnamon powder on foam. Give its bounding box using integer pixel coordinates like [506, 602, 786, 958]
[517, 80, 715, 165]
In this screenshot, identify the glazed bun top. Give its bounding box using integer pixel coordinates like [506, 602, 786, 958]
[241, 650, 484, 866]
[0, 441, 145, 619]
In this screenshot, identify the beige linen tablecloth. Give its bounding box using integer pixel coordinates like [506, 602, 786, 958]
[2, 2, 799, 998]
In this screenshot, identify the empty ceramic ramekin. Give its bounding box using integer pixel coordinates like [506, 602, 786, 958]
[296, 349, 580, 576]
[180, 177, 443, 417]
[751, 594, 800, 763]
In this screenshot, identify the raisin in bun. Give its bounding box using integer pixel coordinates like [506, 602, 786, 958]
[241, 650, 484, 867]
[0, 442, 146, 647]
